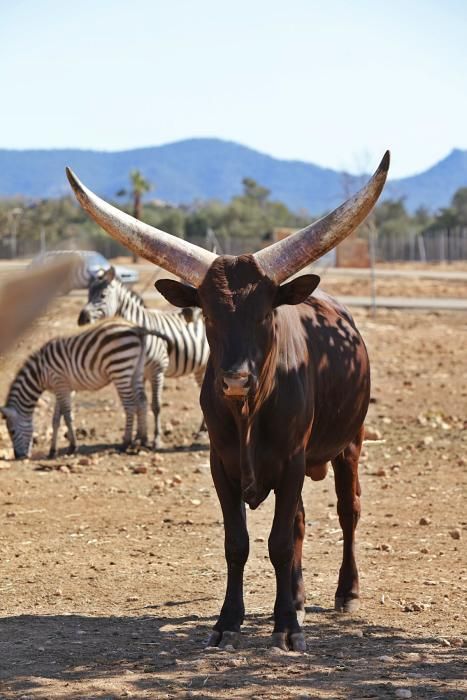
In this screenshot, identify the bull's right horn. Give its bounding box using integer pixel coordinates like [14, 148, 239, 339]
[254, 151, 390, 284]
[66, 168, 217, 287]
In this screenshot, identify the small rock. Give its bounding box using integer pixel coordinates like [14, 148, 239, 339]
[53, 588, 63, 596]
[419, 516, 431, 526]
[126, 595, 139, 602]
[190, 499, 201, 506]
[374, 468, 388, 477]
[450, 636, 464, 647]
[449, 528, 461, 540]
[172, 474, 182, 484]
[364, 426, 382, 441]
[132, 465, 147, 474]
[439, 637, 451, 647]
[378, 655, 394, 662]
[422, 435, 434, 446]
[395, 690, 412, 699]
[78, 457, 91, 466]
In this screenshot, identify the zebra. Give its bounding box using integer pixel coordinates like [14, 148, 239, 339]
[0, 320, 161, 459]
[77, 266, 209, 447]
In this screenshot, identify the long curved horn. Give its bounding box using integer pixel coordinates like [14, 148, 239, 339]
[66, 168, 217, 286]
[254, 151, 390, 284]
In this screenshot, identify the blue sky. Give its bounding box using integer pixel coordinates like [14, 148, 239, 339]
[1, 0, 466, 177]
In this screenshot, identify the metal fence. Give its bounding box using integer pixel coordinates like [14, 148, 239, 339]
[375, 228, 467, 263]
[1, 227, 466, 264]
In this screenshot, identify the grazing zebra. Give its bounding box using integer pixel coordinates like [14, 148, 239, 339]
[0, 320, 156, 459]
[77, 267, 209, 447]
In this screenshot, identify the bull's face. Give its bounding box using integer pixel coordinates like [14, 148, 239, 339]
[78, 267, 117, 325]
[156, 255, 320, 401]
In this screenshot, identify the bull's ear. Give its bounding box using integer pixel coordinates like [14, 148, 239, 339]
[274, 274, 320, 307]
[155, 279, 200, 308]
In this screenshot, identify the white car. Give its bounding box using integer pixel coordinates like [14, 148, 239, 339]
[30, 251, 139, 287]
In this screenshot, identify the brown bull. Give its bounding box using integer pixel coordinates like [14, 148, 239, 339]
[66, 151, 389, 651]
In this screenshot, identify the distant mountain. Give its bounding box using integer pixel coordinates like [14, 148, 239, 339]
[0, 139, 466, 214]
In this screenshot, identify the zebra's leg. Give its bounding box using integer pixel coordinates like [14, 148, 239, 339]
[48, 399, 62, 458]
[150, 367, 165, 450]
[60, 392, 77, 455]
[114, 379, 137, 450]
[133, 352, 148, 446]
[193, 367, 207, 434]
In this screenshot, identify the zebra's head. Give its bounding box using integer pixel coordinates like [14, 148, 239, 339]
[0, 406, 34, 459]
[78, 267, 119, 325]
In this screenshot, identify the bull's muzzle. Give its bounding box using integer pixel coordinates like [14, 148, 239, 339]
[221, 371, 251, 398]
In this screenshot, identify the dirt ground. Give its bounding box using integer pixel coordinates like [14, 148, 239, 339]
[0, 277, 466, 699]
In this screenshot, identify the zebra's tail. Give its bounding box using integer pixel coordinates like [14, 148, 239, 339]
[133, 326, 174, 353]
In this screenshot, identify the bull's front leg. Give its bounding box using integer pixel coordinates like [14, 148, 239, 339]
[269, 455, 306, 652]
[208, 450, 249, 648]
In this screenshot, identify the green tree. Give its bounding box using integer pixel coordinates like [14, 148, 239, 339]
[117, 170, 152, 261]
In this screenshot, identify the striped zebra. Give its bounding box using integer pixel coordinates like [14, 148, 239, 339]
[0, 320, 157, 459]
[77, 266, 209, 447]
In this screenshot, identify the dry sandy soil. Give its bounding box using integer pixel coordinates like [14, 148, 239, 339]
[0, 276, 465, 699]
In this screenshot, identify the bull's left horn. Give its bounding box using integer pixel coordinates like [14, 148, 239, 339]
[66, 168, 217, 287]
[254, 151, 390, 284]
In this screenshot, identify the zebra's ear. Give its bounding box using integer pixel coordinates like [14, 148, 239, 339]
[103, 266, 116, 283]
[155, 279, 200, 309]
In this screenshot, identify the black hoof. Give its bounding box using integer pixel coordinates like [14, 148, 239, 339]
[334, 596, 360, 613]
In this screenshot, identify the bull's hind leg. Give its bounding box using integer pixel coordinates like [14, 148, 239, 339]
[331, 426, 363, 613]
[291, 495, 306, 625]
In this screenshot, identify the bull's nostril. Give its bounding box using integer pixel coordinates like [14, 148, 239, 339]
[222, 373, 250, 395]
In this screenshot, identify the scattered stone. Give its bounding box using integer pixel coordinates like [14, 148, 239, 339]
[439, 637, 451, 647]
[172, 474, 182, 484]
[78, 457, 91, 466]
[422, 435, 434, 446]
[190, 499, 201, 506]
[449, 528, 461, 540]
[419, 516, 431, 526]
[374, 468, 388, 477]
[450, 636, 464, 647]
[132, 465, 147, 474]
[364, 426, 382, 441]
[377, 655, 394, 662]
[126, 595, 139, 602]
[395, 690, 412, 699]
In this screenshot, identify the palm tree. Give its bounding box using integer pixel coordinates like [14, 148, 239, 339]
[117, 170, 153, 262]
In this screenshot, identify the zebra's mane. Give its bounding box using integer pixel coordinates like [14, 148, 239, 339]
[116, 279, 147, 308]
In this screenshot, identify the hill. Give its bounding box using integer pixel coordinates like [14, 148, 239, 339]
[0, 139, 466, 213]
